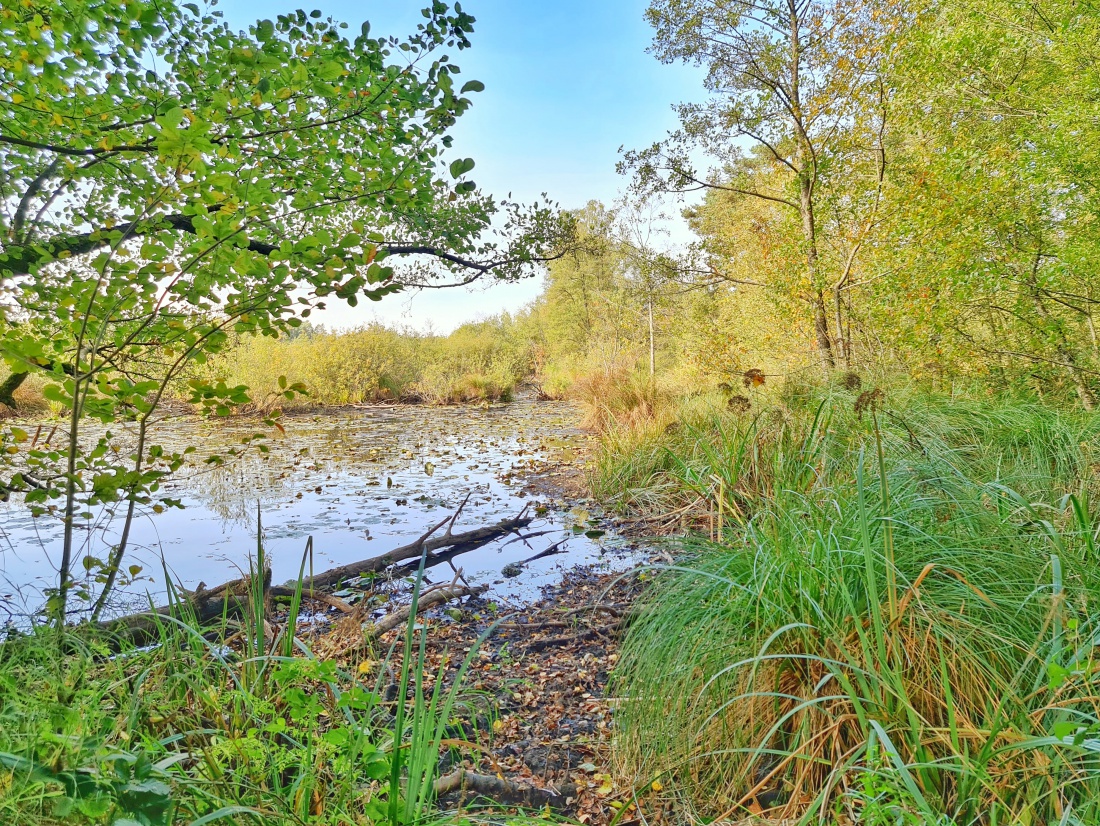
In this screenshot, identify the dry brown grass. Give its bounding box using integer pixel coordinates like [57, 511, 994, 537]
[568, 362, 676, 434]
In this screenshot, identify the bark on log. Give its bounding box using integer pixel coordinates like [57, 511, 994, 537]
[433, 767, 577, 810]
[267, 585, 353, 614]
[362, 583, 487, 641]
[304, 511, 531, 591]
[101, 567, 270, 646]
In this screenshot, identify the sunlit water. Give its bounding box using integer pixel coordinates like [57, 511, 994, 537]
[0, 399, 636, 622]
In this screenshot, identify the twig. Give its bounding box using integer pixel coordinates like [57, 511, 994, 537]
[518, 621, 623, 653]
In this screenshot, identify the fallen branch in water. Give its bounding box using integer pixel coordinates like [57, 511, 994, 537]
[304, 499, 531, 590]
[97, 500, 528, 645]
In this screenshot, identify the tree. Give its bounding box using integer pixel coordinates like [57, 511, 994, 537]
[0, 1, 572, 621]
[868, 0, 1100, 406]
[623, 0, 899, 371]
[532, 203, 635, 364]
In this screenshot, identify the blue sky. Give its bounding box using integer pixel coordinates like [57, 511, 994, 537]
[221, 0, 703, 331]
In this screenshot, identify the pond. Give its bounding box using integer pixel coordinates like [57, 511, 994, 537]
[0, 398, 636, 622]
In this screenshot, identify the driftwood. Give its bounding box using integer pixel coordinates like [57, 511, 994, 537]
[363, 583, 487, 641]
[304, 506, 531, 591]
[309, 581, 491, 659]
[99, 502, 528, 645]
[102, 568, 270, 645]
[433, 767, 577, 810]
[268, 586, 353, 614]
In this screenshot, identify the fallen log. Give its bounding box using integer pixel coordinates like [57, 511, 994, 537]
[433, 767, 577, 810]
[96, 503, 527, 645]
[311, 582, 489, 659]
[364, 583, 488, 641]
[303, 500, 531, 591]
[100, 568, 270, 646]
[268, 585, 353, 614]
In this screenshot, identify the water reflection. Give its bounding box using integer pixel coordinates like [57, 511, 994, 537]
[0, 400, 634, 622]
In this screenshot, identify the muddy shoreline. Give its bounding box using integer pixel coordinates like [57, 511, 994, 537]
[267, 418, 661, 823]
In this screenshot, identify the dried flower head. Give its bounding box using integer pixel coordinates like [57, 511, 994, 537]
[728, 395, 751, 413]
[854, 387, 885, 419]
[840, 371, 862, 391]
[742, 368, 766, 388]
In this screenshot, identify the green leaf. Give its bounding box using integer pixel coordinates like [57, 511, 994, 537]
[188, 807, 262, 826]
[448, 157, 475, 178]
[460, 79, 485, 94]
[256, 19, 275, 42]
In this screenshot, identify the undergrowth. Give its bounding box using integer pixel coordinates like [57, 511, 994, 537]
[610, 385, 1100, 823]
[192, 322, 529, 409]
[0, 540, 499, 826]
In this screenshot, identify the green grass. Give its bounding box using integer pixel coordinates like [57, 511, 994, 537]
[0, 536, 496, 826]
[609, 385, 1100, 823]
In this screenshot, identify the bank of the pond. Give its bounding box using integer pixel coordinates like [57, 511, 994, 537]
[1, 387, 661, 826]
[599, 385, 1100, 824]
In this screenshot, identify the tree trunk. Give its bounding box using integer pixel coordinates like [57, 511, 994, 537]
[834, 285, 849, 369]
[812, 289, 835, 372]
[789, 4, 834, 374]
[647, 299, 655, 379]
[799, 170, 834, 373]
[1026, 254, 1097, 410]
[0, 371, 28, 408]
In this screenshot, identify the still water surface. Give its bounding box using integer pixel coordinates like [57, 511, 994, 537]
[0, 399, 634, 621]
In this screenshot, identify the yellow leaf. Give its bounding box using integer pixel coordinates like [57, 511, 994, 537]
[11, 93, 23, 104]
[651, 780, 663, 792]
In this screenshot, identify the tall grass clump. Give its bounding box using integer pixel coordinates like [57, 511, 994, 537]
[613, 388, 1100, 823]
[565, 357, 682, 435]
[0, 366, 52, 417]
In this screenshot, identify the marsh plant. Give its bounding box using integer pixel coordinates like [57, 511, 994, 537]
[611, 388, 1100, 823]
[0, 532, 492, 826]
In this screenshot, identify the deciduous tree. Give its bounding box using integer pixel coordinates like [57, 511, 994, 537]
[0, 0, 571, 620]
